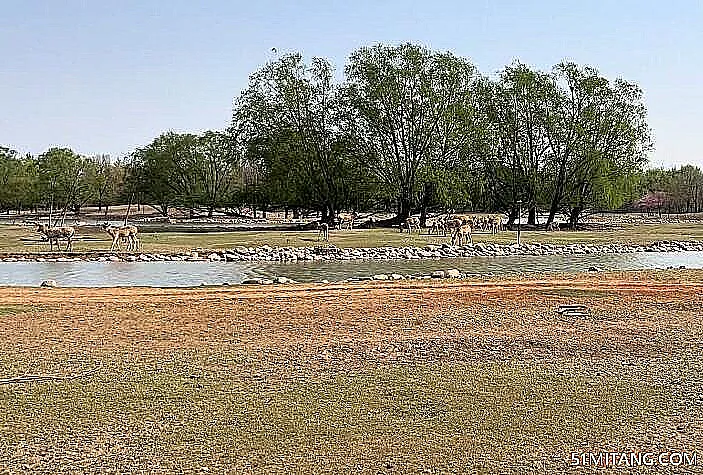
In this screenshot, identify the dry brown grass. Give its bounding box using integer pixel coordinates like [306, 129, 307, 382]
[1, 271, 702, 473]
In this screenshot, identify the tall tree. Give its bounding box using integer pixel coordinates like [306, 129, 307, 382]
[343, 43, 480, 221]
[129, 132, 201, 217]
[489, 63, 555, 224]
[544, 63, 652, 226]
[233, 53, 361, 223]
[36, 148, 92, 224]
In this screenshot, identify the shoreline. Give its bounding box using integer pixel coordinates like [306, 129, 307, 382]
[1, 238, 702, 263]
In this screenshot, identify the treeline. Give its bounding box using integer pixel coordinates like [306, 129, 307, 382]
[636, 166, 703, 214]
[4, 43, 694, 226]
[0, 145, 126, 219]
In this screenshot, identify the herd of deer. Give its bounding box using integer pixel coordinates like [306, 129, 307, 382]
[33, 222, 140, 252]
[33, 211, 557, 250]
[315, 212, 509, 245]
[419, 214, 504, 246]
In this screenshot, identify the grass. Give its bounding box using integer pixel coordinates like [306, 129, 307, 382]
[3, 221, 703, 254]
[0, 274, 701, 472]
[0, 354, 678, 473]
[0, 305, 31, 316]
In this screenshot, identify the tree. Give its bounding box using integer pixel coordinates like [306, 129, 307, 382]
[36, 148, 92, 224]
[195, 130, 240, 217]
[129, 132, 201, 217]
[233, 53, 363, 223]
[544, 63, 652, 227]
[488, 63, 555, 224]
[343, 43, 480, 221]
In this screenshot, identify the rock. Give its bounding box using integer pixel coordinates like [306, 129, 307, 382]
[275, 276, 291, 284]
[40, 280, 58, 288]
[431, 270, 446, 278]
[588, 266, 602, 272]
[207, 253, 222, 261]
[108, 255, 121, 262]
[390, 274, 404, 280]
[241, 278, 262, 285]
[372, 274, 389, 280]
[446, 269, 461, 278]
[321, 279, 330, 284]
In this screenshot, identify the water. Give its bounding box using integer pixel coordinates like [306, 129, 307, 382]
[0, 251, 702, 287]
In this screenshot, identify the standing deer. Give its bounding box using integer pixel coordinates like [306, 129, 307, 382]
[35, 223, 75, 252]
[402, 216, 421, 233]
[336, 212, 356, 230]
[452, 223, 473, 246]
[103, 223, 140, 252]
[317, 222, 329, 241]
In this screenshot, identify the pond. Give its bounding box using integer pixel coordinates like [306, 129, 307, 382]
[0, 251, 701, 287]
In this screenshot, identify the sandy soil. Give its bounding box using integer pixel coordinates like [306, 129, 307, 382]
[2, 272, 701, 361]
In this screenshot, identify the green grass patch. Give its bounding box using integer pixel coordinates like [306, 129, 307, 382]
[0, 305, 32, 316]
[2, 222, 703, 253]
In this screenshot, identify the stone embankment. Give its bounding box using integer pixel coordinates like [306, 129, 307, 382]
[1, 240, 702, 263]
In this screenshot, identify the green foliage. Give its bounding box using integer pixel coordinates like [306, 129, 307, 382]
[343, 43, 480, 219]
[0, 43, 668, 223]
[233, 53, 372, 220]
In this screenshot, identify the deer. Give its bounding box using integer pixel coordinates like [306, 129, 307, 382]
[103, 223, 140, 252]
[317, 221, 329, 241]
[546, 221, 560, 232]
[451, 223, 473, 246]
[490, 214, 503, 234]
[35, 223, 75, 252]
[402, 216, 421, 233]
[336, 212, 356, 230]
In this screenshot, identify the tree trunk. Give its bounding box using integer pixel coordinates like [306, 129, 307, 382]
[506, 208, 517, 227]
[568, 206, 583, 229]
[397, 196, 411, 222]
[528, 206, 537, 225]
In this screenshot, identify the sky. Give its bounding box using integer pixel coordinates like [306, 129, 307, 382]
[1, 0, 701, 168]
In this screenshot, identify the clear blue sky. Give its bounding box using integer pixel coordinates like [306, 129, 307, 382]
[1, 0, 701, 168]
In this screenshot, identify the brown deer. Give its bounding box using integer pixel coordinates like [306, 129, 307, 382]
[336, 212, 356, 230]
[35, 223, 75, 252]
[103, 223, 140, 252]
[402, 216, 421, 233]
[317, 222, 329, 241]
[451, 223, 473, 246]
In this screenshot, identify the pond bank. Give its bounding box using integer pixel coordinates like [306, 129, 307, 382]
[2, 239, 702, 263]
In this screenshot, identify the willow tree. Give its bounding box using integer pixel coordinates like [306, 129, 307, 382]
[233, 53, 364, 223]
[343, 43, 480, 222]
[487, 62, 556, 224]
[544, 62, 652, 226]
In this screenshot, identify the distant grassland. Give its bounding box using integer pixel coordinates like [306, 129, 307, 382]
[2, 222, 703, 253]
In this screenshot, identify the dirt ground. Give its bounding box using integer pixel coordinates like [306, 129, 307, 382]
[1, 271, 702, 473]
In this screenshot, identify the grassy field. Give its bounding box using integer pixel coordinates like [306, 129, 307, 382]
[3, 222, 703, 254]
[0, 271, 701, 472]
